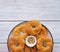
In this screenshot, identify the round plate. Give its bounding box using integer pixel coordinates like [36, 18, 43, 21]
[7, 21, 54, 52]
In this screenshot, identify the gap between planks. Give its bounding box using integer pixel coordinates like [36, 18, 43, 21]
[0, 20, 60, 22]
[0, 42, 60, 44]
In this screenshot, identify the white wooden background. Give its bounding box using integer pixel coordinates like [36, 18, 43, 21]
[0, 0, 60, 52]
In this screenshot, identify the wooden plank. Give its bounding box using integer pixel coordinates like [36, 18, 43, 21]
[0, 22, 22, 42]
[0, 44, 59, 52]
[0, 21, 60, 42]
[0, 0, 60, 20]
[0, 0, 16, 20]
[0, 44, 8, 52]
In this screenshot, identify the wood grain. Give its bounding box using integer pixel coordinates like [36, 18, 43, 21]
[0, 0, 60, 20]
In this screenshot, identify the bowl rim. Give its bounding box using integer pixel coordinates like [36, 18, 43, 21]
[25, 36, 37, 47]
[7, 21, 54, 52]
